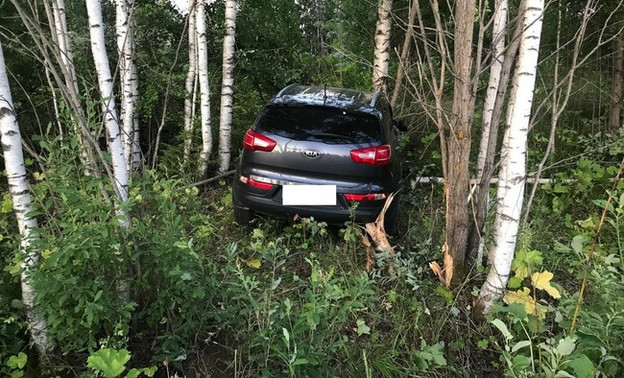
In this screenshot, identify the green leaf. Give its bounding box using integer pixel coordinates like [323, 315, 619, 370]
[506, 303, 528, 320]
[142, 366, 158, 377]
[124, 369, 141, 378]
[356, 319, 370, 336]
[556, 336, 576, 356]
[553, 241, 570, 253]
[87, 348, 131, 378]
[567, 354, 595, 378]
[282, 327, 290, 346]
[477, 339, 489, 349]
[571, 236, 585, 254]
[508, 276, 523, 289]
[291, 359, 308, 366]
[491, 319, 512, 340]
[7, 353, 27, 369]
[553, 370, 575, 377]
[512, 355, 530, 372]
[511, 340, 532, 353]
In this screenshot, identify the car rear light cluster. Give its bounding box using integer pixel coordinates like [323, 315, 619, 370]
[239, 175, 274, 190]
[344, 193, 388, 201]
[350, 145, 391, 166]
[243, 129, 276, 152]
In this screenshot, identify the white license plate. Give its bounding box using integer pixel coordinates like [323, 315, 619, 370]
[282, 185, 336, 206]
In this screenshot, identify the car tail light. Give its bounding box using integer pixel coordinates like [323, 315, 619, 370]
[350, 145, 391, 166]
[344, 193, 388, 201]
[239, 175, 274, 190]
[243, 129, 276, 152]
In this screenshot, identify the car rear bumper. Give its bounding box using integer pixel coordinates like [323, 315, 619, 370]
[232, 179, 385, 224]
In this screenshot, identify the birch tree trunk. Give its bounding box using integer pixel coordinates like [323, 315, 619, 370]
[476, 0, 507, 183]
[468, 0, 508, 265]
[609, 34, 623, 132]
[0, 40, 55, 357]
[52, 0, 77, 90]
[184, 0, 198, 162]
[523, 0, 595, 224]
[476, 0, 544, 315]
[50, 0, 96, 173]
[86, 0, 130, 207]
[372, 0, 392, 93]
[218, 0, 237, 173]
[116, 0, 140, 172]
[197, 0, 212, 178]
[131, 61, 141, 168]
[443, 0, 476, 285]
[467, 0, 525, 263]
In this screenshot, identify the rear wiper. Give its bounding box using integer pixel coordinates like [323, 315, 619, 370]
[313, 132, 355, 143]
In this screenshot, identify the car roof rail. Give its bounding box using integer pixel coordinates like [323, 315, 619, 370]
[370, 91, 383, 107]
[276, 83, 301, 97]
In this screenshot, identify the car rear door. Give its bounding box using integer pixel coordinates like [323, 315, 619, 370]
[243, 105, 382, 189]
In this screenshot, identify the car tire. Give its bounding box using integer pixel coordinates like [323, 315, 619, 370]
[234, 205, 253, 225]
[384, 194, 400, 236]
[232, 183, 254, 224]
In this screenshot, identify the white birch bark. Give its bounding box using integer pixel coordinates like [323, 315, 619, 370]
[218, 0, 237, 173]
[473, 0, 508, 266]
[196, 0, 212, 177]
[86, 0, 130, 207]
[131, 67, 141, 169]
[0, 41, 55, 356]
[477, 0, 544, 314]
[51, 0, 97, 173]
[476, 0, 507, 181]
[116, 0, 139, 172]
[52, 0, 78, 91]
[184, 0, 198, 162]
[372, 0, 392, 93]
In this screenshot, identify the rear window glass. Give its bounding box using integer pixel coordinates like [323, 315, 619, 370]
[254, 106, 381, 144]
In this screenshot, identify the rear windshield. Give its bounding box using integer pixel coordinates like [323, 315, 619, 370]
[255, 105, 382, 144]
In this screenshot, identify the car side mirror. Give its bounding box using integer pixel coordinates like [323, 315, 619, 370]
[394, 119, 408, 132]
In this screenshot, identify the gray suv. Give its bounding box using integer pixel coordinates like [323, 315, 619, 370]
[232, 84, 404, 233]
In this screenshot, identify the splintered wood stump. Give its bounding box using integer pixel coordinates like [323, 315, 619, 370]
[362, 194, 396, 271]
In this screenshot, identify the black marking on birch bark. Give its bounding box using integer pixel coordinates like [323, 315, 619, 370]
[4, 129, 18, 137]
[482, 279, 505, 293]
[500, 213, 518, 222]
[2, 142, 11, 151]
[510, 175, 526, 185]
[10, 188, 29, 196]
[0, 106, 16, 118]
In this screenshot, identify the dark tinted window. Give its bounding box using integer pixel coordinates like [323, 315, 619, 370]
[255, 106, 381, 144]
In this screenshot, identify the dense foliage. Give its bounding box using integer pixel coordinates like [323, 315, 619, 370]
[1, 0, 623, 376]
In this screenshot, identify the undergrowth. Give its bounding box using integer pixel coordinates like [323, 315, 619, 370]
[1, 137, 623, 377]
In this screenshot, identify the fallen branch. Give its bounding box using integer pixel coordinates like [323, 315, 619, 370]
[179, 169, 235, 190]
[364, 193, 396, 254]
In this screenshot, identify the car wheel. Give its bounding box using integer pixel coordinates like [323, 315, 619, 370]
[232, 183, 254, 224]
[234, 205, 253, 225]
[384, 194, 400, 236]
